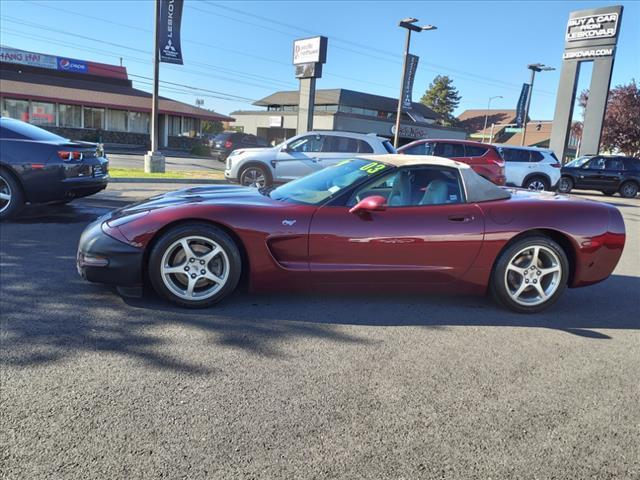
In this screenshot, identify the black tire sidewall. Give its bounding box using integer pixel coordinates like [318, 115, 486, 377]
[558, 177, 573, 193]
[148, 223, 242, 308]
[0, 169, 24, 220]
[490, 236, 569, 314]
[239, 164, 271, 187]
[619, 181, 638, 198]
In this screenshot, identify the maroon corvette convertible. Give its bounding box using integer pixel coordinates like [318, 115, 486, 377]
[77, 155, 625, 313]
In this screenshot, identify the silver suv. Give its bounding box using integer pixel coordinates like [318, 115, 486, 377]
[224, 131, 395, 187]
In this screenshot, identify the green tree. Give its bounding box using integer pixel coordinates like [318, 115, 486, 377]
[420, 75, 461, 126]
[201, 120, 223, 135]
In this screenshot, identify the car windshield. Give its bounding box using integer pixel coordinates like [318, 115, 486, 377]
[269, 158, 391, 205]
[565, 156, 592, 168]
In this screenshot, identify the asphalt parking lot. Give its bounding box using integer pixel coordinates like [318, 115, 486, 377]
[1, 189, 639, 479]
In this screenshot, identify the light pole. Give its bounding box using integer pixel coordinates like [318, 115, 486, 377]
[521, 63, 554, 146]
[481, 95, 503, 143]
[393, 18, 436, 148]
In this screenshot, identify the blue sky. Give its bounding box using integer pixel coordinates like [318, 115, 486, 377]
[1, 0, 638, 120]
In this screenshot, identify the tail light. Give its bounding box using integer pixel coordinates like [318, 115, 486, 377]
[224, 140, 233, 149]
[58, 151, 83, 161]
[551, 163, 561, 168]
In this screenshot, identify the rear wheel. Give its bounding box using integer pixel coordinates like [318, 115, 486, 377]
[524, 176, 550, 191]
[490, 236, 569, 313]
[148, 223, 242, 308]
[557, 176, 573, 193]
[239, 164, 271, 188]
[0, 169, 24, 220]
[619, 181, 638, 198]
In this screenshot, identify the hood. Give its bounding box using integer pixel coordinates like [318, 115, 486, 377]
[108, 184, 277, 221]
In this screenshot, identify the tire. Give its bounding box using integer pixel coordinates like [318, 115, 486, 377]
[601, 190, 616, 196]
[239, 164, 271, 188]
[0, 169, 25, 220]
[490, 235, 569, 314]
[619, 181, 638, 199]
[524, 175, 550, 191]
[148, 223, 242, 308]
[557, 176, 573, 193]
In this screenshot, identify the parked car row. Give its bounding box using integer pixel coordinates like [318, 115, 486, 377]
[558, 155, 640, 198]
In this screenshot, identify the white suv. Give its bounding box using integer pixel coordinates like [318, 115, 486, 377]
[224, 131, 395, 187]
[495, 145, 562, 191]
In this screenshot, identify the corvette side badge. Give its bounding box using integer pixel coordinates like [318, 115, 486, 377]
[282, 219, 296, 226]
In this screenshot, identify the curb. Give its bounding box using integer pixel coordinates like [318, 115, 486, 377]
[109, 177, 228, 184]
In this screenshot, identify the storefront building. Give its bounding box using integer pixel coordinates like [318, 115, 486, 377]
[0, 47, 233, 149]
[230, 89, 466, 145]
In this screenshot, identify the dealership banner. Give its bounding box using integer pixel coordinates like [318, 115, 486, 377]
[402, 54, 419, 111]
[159, 0, 184, 64]
[515, 83, 531, 128]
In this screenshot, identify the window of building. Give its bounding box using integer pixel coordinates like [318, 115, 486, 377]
[83, 107, 105, 129]
[107, 109, 128, 131]
[58, 104, 82, 128]
[128, 111, 149, 133]
[168, 115, 181, 136]
[30, 101, 56, 126]
[2, 98, 30, 122]
[182, 117, 195, 136]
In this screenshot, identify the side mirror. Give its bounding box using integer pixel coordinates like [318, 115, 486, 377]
[349, 195, 387, 215]
[281, 144, 291, 152]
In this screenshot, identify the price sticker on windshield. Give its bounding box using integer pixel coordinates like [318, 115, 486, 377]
[359, 162, 386, 174]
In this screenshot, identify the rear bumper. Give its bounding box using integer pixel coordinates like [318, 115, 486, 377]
[77, 217, 143, 286]
[62, 175, 109, 199]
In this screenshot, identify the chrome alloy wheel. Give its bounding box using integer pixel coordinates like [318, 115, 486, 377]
[160, 235, 230, 301]
[0, 174, 11, 214]
[527, 179, 546, 191]
[241, 168, 266, 187]
[504, 245, 562, 306]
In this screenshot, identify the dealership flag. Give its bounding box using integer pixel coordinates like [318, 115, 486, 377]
[159, 0, 184, 64]
[402, 54, 419, 111]
[515, 83, 531, 128]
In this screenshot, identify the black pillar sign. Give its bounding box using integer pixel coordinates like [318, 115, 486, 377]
[402, 54, 419, 111]
[515, 83, 531, 128]
[159, 0, 184, 65]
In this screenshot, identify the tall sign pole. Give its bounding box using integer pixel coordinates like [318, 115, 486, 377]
[292, 36, 327, 135]
[393, 29, 411, 149]
[145, 0, 185, 173]
[550, 5, 623, 161]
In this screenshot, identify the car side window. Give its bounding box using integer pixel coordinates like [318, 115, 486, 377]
[357, 140, 374, 154]
[321, 136, 358, 153]
[402, 142, 431, 155]
[624, 158, 640, 171]
[288, 135, 323, 153]
[606, 158, 625, 170]
[243, 135, 257, 146]
[350, 167, 463, 207]
[500, 148, 530, 162]
[585, 157, 605, 169]
[530, 151, 544, 162]
[434, 143, 465, 158]
[464, 145, 488, 157]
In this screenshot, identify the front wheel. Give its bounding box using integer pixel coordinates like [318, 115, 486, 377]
[490, 236, 569, 313]
[0, 170, 25, 220]
[557, 176, 573, 193]
[148, 223, 242, 308]
[239, 164, 271, 188]
[619, 181, 638, 198]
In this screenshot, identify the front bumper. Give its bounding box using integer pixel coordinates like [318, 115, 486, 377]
[77, 217, 144, 286]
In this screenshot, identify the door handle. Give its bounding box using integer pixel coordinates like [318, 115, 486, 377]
[448, 215, 473, 223]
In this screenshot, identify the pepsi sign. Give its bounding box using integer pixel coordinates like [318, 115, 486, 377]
[57, 57, 88, 73]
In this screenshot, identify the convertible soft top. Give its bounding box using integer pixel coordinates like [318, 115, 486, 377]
[359, 154, 511, 203]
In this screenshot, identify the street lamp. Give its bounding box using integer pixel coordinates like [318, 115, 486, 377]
[393, 18, 437, 148]
[481, 95, 503, 143]
[521, 63, 555, 146]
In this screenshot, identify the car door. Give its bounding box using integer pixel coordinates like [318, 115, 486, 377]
[576, 156, 606, 188]
[308, 166, 485, 285]
[500, 147, 529, 186]
[601, 157, 626, 190]
[273, 134, 325, 181]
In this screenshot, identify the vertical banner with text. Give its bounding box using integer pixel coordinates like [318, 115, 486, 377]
[159, 0, 184, 64]
[401, 54, 419, 111]
[515, 83, 531, 128]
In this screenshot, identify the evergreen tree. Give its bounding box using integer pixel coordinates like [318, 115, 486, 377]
[420, 75, 461, 126]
